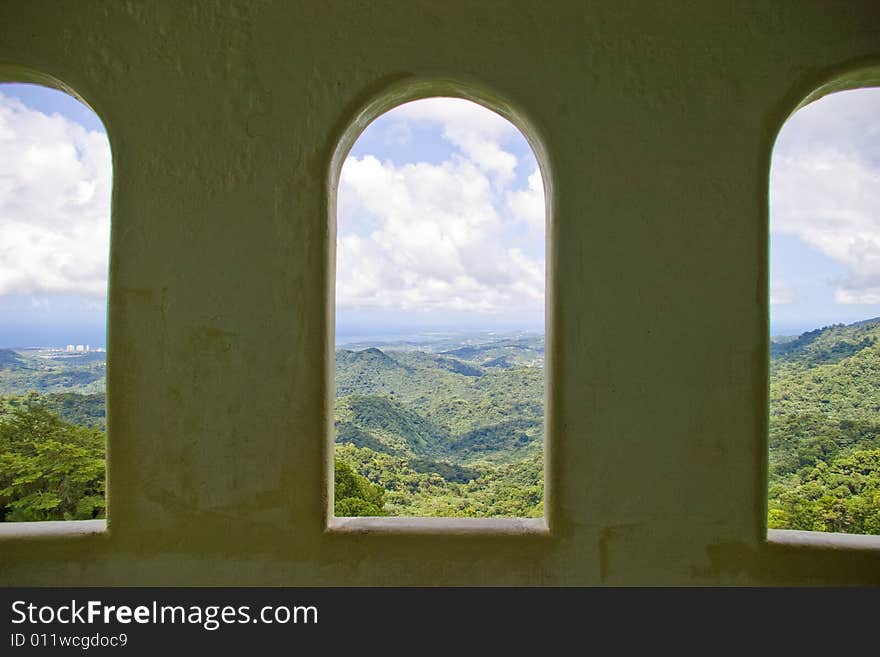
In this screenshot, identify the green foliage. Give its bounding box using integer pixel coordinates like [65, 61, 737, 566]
[0, 350, 107, 522]
[409, 457, 480, 483]
[336, 394, 449, 456]
[2, 325, 875, 530]
[0, 349, 105, 396]
[333, 336, 545, 518]
[40, 393, 105, 430]
[336, 443, 543, 518]
[332, 323, 880, 526]
[769, 449, 880, 534]
[0, 348, 27, 368]
[334, 458, 387, 516]
[0, 395, 105, 521]
[769, 318, 880, 534]
[449, 418, 541, 459]
[771, 322, 877, 368]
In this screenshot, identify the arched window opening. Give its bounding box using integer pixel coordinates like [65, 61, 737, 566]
[0, 82, 111, 523]
[769, 87, 880, 537]
[333, 96, 547, 520]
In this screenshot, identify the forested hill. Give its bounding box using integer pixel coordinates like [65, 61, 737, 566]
[0, 349, 105, 396]
[2, 326, 877, 529]
[334, 340, 544, 465]
[0, 347, 107, 521]
[0, 348, 26, 368]
[333, 335, 545, 517]
[771, 317, 880, 369]
[769, 318, 880, 534]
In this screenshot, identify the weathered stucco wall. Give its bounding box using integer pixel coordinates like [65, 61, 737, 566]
[1, 0, 879, 585]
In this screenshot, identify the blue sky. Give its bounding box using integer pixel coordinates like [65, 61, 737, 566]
[0, 83, 110, 348]
[337, 98, 545, 338]
[1, 84, 879, 347]
[770, 88, 880, 335]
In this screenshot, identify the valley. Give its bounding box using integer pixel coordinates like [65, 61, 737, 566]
[1, 324, 878, 531]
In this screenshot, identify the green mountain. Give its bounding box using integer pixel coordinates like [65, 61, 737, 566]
[769, 318, 880, 534]
[771, 318, 880, 369]
[335, 342, 544, 460]
[1, 325, 876, 529]
[0, 348, 27, 369]
[0, 349, 105, 395]
[335, 394, 450, 456]
[332, 335, 545, 517]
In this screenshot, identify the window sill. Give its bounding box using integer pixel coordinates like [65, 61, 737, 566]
[767, 528, 880, 551]
[0, 519, 106, 540]
[327, 516, 549, 536]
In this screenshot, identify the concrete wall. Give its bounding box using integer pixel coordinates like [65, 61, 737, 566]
[1, 0, 879, 585]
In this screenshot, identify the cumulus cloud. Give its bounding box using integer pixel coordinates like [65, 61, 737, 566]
[770, 89, 880, 305]
[394, 97, 519, 185]
[507, 168, 545, 230]
[0, 91, 111, 297]
[337, 98, 545, 315]
[770, 282, 794, 305]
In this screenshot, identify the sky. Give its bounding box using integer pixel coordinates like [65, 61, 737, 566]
[770, 88, 880, 335]
[0, 84, 111, 348]
[336, 97, 545, 339]
[1, 84, 879, 347]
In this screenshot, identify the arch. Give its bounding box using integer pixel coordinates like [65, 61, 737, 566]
[325, 77, 554, 532]
[0, 66, 113, 535]
[765, 66, 880, 547]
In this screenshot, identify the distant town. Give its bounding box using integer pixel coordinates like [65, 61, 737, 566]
[64, 344, 105, 353]
[10, 345, 107, 357]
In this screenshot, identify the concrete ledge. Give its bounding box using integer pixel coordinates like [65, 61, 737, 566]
[0, 519, 106, 540]
[327, 516, 549, 536]
[768, 528, 880, 551]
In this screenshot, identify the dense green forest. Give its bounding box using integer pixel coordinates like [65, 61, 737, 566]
[0, 348, 105, 396]
[0, 349, 108, 521]
[2, 323, 879, 532]
[768, 319, 880, 534]
[332, 334, 545, 517]
[0, 393, 105, 521]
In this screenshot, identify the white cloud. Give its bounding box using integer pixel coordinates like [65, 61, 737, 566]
[339, 155, 543, 313]
[834, 287, 880, 304]
[393, 98, 519, 184]
[770, 89, 880, 305]
[0, 91, 111, 297]
[770, 282, 794, 305]
[337, 98, 545, 315]
[507, 168, 545, 230]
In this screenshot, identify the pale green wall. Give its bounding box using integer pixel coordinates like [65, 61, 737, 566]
[1, 0, 879, 585]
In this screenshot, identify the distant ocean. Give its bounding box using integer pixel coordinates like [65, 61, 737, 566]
[771, 317, 880, 338]
[0, 324, 106, 350]
[10, 319, 856, 348]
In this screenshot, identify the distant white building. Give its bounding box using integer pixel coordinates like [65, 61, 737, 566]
[75, 345, 85, 352]
[66, 345, 75, 352]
